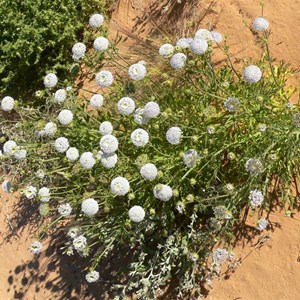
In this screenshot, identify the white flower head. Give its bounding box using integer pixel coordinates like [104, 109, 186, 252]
[54, 137, 69, 153]
[153, 184, 173, 201]
[80, 152, 96, 169]
[212, 248, 228, 264]
[90, 94, 104, 109]
[257, 218, 269, 231]
[100, 152, 118, 169]
[183, 149, 199, 168]
[23, 186, 37, 199]
[170, 53, 187, 69]
[44, 122, 57, 137]
[36, 169, 45, 179]
[89, 14, 104, 28]
[131, 129, 149, 147]
[110, 176, 130, 196]
[159, 43, 174, 57]
[143, 101, 160, 118]
[58, 203, 72, 217]
[54, 89, 67, 103]
[118, 97, 135, 115]
[252, 17, 269, 32]
[128, 206, 145, 223]
[44, 73, 58, 88]
[243, 65, 262, 83]
[96, 70, 114, 88]
[67, 227, 81, 239]
[224, 97, 240, 112]
[140, 163, 158, 181]
[249, 189, 264, 208]
[128, 63, 147, 81]
[134, 108, 150, 125]
[211, 31, 222, 43]
[14, 146, 27, 160]
[3, 140, 17, 156]
[245, 158, 263, 175]
[190, 38, 208, 55]
[176, 38, 190, 49]
[72, 42, 86, 60]
[29, 241, 42, 255]
[1, 96, 14, 112]
[58, 109, 73, 126]
[100, 134, 118, 154]
[195, 29, 212, 41]
[86, 270, 100, 283]
[93, 37, 109, 52]
[73, 235, 87, 251]
[81, 198, 99, 217]
[38, 187, 50, 202]
[66, 147, 79, 162]
[166, 127, 182, 145]
[99, 121, 113, 135]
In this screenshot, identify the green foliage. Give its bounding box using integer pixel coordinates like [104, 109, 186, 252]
[0, 0, 109, 98]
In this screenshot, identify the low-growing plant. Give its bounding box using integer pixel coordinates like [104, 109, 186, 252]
[1, 11, 299, 299]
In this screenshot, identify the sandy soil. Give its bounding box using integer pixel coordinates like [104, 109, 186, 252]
[1, 0, 299, 299]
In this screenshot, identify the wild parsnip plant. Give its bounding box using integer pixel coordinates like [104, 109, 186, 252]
[1, 12, 299, 299]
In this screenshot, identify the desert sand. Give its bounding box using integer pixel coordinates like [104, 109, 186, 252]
[1, 0, 299, 299]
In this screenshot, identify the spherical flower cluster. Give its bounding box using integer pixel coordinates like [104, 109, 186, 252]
[183, 149, 199, 168]
[67, 227, 81, 239]
[252, 17, 269, 32]
[170, 53, 187, 69]
[212, 248, 228, 264]
[29, 241, 42, 255]
[249, 189, 264, 208]
[81, 198, 99, 217]
[66, 147, 79, 162]
[89, 14, 104, 28]
[14, 147, 27, 160]
[73, 235, 87, 251]
[143, 101, 160, 118]
[44, 73, 58, 88]
[54, 137, 69, 153]
[153, 184, 173, 201]
[245, 158, 264, 175]
[131, 129, 149, 147]
[44, 122, 57, 137]
[110, 176, 130, 196]
[257, 218, 269, 231]
[96, 70, 114, 88]
[38, 187, 50, 202]
[159, 43, 174, 57]
[243, 65, 262, 83]
[58, 203, 72, 217]
[58, 109, 73, 126]
[176, 38, 190, 49]
[93, 37, 109, 52]
[3, 140, 17, 156]
[100, 134, 118, 154]
[128, 206, 145, 223]
[1, 96, 14, 112]
[80, 152, 96, 169]
[54, 89, 67, 103]
[72, 42, 86, 60]
[213, 206, 231, 220]
[36, 169, 45, 179]
[90, 94, 104, 109]
[128, 63, 147, 80]
[23, 186, 37, 199]
[211, 31, 222, 43]
[117, 97, 135, 116]
[99, 121, 113, 136]
[258, 124, 267, 132]
[224, 97, 240, 112]
[166, 127, 182, 145]
[100, 152, 118, 169]
[190, 38, 208, 55]
[134, 108, 150, 125]
[195, 28, 212, 41]
[140, 163, 158, 181]
[86, 270, 100, 283]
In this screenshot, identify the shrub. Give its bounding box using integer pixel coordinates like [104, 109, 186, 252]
[1, 14, 299, 299]
[0, 0, 110, 98]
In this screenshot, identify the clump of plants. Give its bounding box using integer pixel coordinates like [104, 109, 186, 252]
[1, 11, 299, 299]
[0, 0, 111, 98]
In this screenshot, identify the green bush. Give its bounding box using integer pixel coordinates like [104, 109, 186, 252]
[1, 15, 299, 300]
[0, 0, 110, 98]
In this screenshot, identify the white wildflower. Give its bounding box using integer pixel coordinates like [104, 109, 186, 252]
[13, 147, 27, 160]
[72, 42, 86, 60]
[183, 149, 199, 168]
[212, 248, 228, 264]
[159, 43, 174, 57]
[100, 134, 118, 154]
[134, 108, 150, 125]
[54, 137, 69, 153]
[143, 101, 160, 118]
[249, 189, 264, 208]
[190, 38, 208, 55]
[66, 147, 79, 162]
[166, 127, 182, 145]
[80, 152, 96, 169]
[100, 152, 118, 169]
[243, 65, 262, 83]
[257, 218, 268, 231]
[38, 187, 50, 202]
[99, 121, 113, 135]
[176, 38, 190, 49]
[224, 97, 240, 112]
[153, 184, 173, 201]
[67, 227, 81, 239]
[245, 158, 263, 175]
[44, 122, 57, 137]
[44, 73, 58, 88]
[90, 94, 104, 109]
[140, 163, 158, 181]
[36, 169, 45, 179]
[23, 186, 37, 199]
[81, 198, 99, 217]
[93, 37, 109, 52]
[29, 241, 42, 255]
[89, 14, 104, 28]
[117, 97, 135, 115]
[3, 140, 17, 156]
[73, 235, 87, 251]
[131, 129, 149, 147]
[58, 203, 72, 217]
[110, 176, 130, 196]
[128, 206, 145, 223]
[54, 89, 67, 103]
[128, 63, 147, 80]
[195, 29, 212, 41]
[58, 109, 73, 126]
[96, 70, 114, 88]
[170, 53, 187, 69]
[252, 17, 269, 32]
[86, 270, 100, 283]
[1, 96, 14, 112]
[211, 31, 222, 43]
